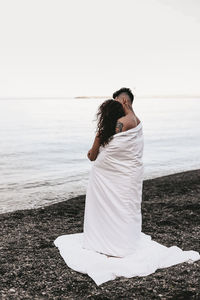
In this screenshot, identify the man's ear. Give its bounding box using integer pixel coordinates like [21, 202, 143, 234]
[122, 97, 126, 104]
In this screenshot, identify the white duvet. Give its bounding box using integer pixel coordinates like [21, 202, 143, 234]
[54, 122, 200, 286]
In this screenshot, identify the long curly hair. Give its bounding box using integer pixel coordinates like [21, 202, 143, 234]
[94, 99, 125, 147]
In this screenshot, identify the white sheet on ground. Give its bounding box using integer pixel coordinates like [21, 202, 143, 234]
[54, 122, 200, 285]
[54, 232, 200, 286]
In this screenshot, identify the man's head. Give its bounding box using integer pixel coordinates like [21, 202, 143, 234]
[113, 87, 134, 106]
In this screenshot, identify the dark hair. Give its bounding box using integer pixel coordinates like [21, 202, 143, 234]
[94, 99, 125, 147]
[112, 87, 134, 104]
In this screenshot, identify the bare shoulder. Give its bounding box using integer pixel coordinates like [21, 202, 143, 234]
[115, 115, 140, 134]
[115, 117, 127, 133]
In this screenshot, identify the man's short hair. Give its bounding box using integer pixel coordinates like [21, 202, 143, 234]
[113, 87, 134, 104]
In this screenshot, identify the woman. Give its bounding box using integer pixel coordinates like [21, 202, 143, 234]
[87, 98, 126, 162]
[54, 98, 200, 286]
[82, 98, 144, 258]
[87, 98, 140, 162]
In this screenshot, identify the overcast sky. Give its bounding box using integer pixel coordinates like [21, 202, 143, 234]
[0, 0, 200, 98]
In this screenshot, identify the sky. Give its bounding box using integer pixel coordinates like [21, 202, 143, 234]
[0, 0, 200, 98]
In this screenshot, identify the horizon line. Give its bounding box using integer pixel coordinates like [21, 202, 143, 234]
[0, 94, 200, 100]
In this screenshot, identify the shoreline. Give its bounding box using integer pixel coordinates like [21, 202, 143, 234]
[0, 169, 200, 299]
[1, 167, 200, 216]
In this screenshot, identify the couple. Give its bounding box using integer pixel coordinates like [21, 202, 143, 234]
[54, 87, 200, 286]
[83, 87, 144, 258]
[87, 87, 140, 162]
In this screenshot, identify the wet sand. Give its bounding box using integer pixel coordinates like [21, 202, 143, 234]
[0, 169, 200, 299]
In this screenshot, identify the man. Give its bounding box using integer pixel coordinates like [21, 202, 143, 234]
[113, 87, 140, 133]
[87, 87, 140, 161]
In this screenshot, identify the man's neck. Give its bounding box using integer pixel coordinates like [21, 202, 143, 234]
[124, 105, 134, 115]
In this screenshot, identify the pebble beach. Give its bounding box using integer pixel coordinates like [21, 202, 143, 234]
[0, 169, 200, 299]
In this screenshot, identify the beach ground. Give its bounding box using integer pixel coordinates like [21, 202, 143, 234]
[0, 169, 200, 299]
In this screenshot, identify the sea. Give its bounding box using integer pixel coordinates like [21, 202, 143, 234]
[0, 97, 200, 214]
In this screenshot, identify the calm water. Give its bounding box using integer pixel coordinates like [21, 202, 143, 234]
[1, 97, 200, 213]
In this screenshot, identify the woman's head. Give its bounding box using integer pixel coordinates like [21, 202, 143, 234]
[95, 99, 125, 147]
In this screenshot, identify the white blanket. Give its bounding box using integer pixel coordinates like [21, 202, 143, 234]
[83, 122, 144, 257]
[54, 122, 200, 286]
